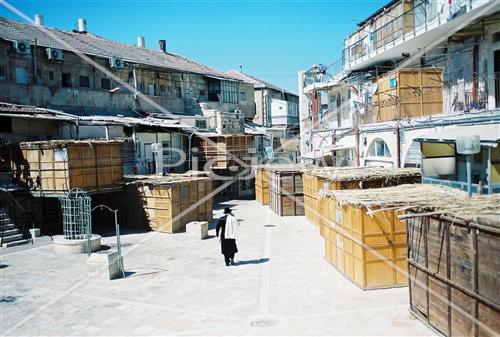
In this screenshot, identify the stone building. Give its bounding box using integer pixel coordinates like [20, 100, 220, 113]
[0, 16, 255, 119]
[226, 70, 299, 129]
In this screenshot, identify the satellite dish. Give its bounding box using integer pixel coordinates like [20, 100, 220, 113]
[18, 42, 26, 52]
[51, 49, 59, 58]
[114, 59, 122, 67]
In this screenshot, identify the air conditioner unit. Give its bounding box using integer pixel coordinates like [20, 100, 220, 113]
[14, 40, 31, 55]
[109, 57, 124, 69]
[46, 48, 64, 61]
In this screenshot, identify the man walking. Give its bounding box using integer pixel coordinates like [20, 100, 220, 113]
[216, 207, 239, 266]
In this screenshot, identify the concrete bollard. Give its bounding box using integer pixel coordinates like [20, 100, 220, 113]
[186, 221, 208, 240]
[29, 228, 41, 238]
[87, 250, 123, 280]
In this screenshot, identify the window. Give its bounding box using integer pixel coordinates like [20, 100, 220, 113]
[79, 75, 90, 88]
[195, 120, 207, 129]
[101, 78, 111, 90]
[49, 71, 54, 81]
[221, 80, 237, 103]
[367, 139, 391, 158]
[16, 67, 29, 84]
[0, 117, 12, 132]
[160, 84, 165, 93]
[493, 31, 500, 43]
[240, 91, 246, 101]
[36, 69, 41, 80]
[176, 86, 182, 98]
[208, 78, 221, 101]
[0, 65, 6, 80]
[148, 84, 156, 96]
[137, 82, 144, 93]
[61, 73, 72, 87]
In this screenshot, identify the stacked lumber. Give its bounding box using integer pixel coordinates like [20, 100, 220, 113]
[124, 174, 213, 233]
[17, 139, 126, 195]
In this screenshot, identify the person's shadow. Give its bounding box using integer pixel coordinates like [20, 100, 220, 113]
[232, 258, 269, 266]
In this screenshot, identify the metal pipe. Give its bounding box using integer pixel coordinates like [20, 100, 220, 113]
[396, 122, 401, 168]
[466, 154, 473, 197]
[488, 147, 492, 195]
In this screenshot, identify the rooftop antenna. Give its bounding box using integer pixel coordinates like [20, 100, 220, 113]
[240, 65, 243, 73]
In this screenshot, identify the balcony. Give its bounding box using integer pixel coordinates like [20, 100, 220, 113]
[343, 0, 500, 72]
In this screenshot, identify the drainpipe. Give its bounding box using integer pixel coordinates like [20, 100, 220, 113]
[396, 122, 401, 168]
[32, 39, 37, 84]
[187, 127, 199, 171]
[75, 117, 80, 139]
[104, 126, 109, 140]
[472, 44, 478, 107]
[354, 127, 360, 166]
[487, 147, 492, 194]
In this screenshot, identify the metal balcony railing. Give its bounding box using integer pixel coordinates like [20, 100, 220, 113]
[423, 177, 500, 195]
[343, 1, 437, 68]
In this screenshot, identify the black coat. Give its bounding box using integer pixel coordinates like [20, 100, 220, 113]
[216, 215, 238, 256]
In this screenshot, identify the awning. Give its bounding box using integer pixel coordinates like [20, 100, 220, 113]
[414, 123, 500, 147]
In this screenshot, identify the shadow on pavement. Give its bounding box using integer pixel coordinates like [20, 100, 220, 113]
[233, 258, 269, 266]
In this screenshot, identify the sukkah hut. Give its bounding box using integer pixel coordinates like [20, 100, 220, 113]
[254, 164, 307, 206]
[321, 184, 466, 290]
[121, 173, 213, 233]
[16, 139, 126, 196]
[253, 165, 270, 205]
[303, 166, 421, 228]
[404, 193, 500, 337]
[267, 165, 304, 216]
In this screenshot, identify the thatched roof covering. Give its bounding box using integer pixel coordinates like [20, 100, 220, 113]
[305, 166, 421, 182]
[324, 184, 500, 228]
[124, 172, 211, 186]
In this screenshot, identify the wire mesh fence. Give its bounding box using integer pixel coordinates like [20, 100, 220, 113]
[60, 188, 92, 240]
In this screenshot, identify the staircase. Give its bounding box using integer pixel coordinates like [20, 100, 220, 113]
[0, 208, 28, 248]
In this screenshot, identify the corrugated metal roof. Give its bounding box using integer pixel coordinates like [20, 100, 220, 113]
[0, 17, 241, 81]
[226, 70, 298, 96]
[77, 115, 192, 129]
[0, 102, 76, 121]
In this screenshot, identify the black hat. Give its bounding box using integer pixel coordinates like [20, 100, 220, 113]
[224, 207, 232, 214]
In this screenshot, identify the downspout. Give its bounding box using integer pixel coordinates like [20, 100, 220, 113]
[396, 122, 401, 168]
[472, 44, 478, 106]
[32, 39, 37, 84]
[354, 127, 360, 166]
[487, 147, 492, 194]
[75, 117, 80, 140]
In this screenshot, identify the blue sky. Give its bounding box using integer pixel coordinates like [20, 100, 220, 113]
[1, 0, 387, 93]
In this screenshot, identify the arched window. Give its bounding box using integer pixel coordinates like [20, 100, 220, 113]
[367, 138, 391, 158]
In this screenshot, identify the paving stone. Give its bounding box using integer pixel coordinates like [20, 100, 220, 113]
[1, 200, 433, 336]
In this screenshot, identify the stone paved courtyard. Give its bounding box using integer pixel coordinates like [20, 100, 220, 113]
[1, 200, 434, 336]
